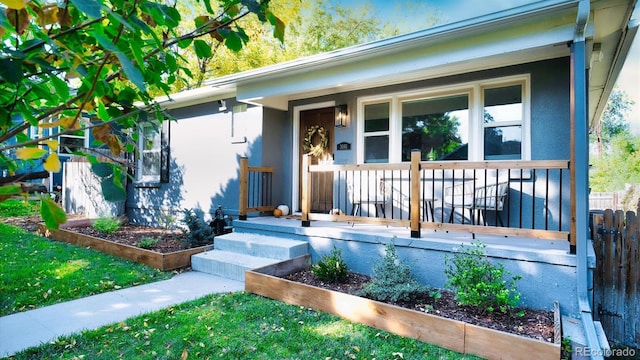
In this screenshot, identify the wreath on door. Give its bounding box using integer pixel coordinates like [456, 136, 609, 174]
[303, 125, 329, 157]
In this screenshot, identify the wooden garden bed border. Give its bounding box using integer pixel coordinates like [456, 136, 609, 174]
[245, 255, 561, 360]
[36, 221, 212, 271]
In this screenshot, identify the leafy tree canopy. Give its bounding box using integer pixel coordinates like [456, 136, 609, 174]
[0, 0, 283, 228]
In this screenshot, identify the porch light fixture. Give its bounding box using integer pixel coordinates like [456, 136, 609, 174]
[335, 104, 348, 127]
[218, 100, 227, 112]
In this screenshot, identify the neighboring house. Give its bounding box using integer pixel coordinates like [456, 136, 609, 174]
[122, 0, 636, 356]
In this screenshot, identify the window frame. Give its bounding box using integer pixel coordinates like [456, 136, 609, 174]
[135, 120, 170, 185]
[357, 74, 530, 163]
[57, 128, 89, 155]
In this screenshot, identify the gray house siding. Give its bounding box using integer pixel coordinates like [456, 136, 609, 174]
[127, 100, 266, 226]
[291, 57, 571, 229]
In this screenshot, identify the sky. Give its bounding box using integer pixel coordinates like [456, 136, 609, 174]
[351, 0, 640, 134]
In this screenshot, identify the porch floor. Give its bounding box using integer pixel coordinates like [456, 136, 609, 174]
[233, 215, 576, 266]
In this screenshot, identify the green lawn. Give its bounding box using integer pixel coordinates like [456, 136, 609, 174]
[0, 223, 172, 316]
[11, 292, 480, 360]
[1, 200, 474, 359]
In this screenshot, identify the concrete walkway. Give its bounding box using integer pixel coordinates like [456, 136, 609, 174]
[0, 272, 244, 357]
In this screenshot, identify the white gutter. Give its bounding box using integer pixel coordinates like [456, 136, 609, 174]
[574, 1, 605, 359]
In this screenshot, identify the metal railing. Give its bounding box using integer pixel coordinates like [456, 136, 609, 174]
[301, 151, 572, 243]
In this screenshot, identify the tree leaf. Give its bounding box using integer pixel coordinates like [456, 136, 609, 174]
[69, 0, 102, 19]
[0, 57, 23, 84]
[91, 162, 113, 178]
[41, 196, 67, 229]
[101, 176, 126, 202]
[44, 153, 61, 172]
[115, 52, 145, 92]
[267, 11, 285, 43]
[44, 140, 58, 149]
[224, 32, 243, 52]
[49, 74, 69, 99]
[193, 39, 212, 59]
[16, 147, 47, 160]
[0, 0, 29, 10]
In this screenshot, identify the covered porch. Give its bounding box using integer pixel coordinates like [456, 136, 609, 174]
[239, 150, 575, 252]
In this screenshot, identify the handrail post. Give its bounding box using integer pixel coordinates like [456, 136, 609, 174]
[410, 151, 421, 238]
[239, 157, 248, 220]
[301, 154, 311, 227]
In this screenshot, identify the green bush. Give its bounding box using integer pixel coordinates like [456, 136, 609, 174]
[92, 217, 121, 234]
[139, 237, 159, 249]
[0, 199, 40, 218]
[444, 240, 522, 314]
[358, 242, 429, 303]
[311, 246, 349, 283]
[181, 208, 215, 249]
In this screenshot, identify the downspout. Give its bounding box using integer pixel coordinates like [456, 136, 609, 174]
[572, 0, 605, 358]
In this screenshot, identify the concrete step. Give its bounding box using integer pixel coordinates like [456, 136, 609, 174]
[214, 232, 308, 260]
[191, 250, 280, 281]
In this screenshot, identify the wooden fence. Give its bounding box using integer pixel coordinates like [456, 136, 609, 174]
[62, 160, 124, 218]
[589, 191, 624, 211]
[592, 208, 639, 348]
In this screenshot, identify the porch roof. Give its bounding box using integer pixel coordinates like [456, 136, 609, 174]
[160, 0, 637, 129]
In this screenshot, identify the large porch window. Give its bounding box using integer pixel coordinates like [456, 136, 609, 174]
[358, 75, 529, 163]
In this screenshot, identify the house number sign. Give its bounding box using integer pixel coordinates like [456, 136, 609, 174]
[337, 142, 351, 151]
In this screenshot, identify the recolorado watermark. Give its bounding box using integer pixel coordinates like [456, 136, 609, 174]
[575, 346, 637, 358]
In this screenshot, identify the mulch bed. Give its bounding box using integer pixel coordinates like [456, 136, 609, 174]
[3, 216, 189, 253]
[285, 268, 556, 343]
[68, 224, 188, 253]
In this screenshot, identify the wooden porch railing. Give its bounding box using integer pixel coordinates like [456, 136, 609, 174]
[301, 151, 572, 243]
[238, 157, 275, 220]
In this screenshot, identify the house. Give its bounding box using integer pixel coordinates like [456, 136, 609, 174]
[121, 0, 637, 356]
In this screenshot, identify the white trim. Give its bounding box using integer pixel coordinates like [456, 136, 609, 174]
[291, 101, 336, 212]
[356, 74, 531, 163]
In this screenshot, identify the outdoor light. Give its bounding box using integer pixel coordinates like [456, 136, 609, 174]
[335, 104, 348, 127]
[218, 100, 227, 112]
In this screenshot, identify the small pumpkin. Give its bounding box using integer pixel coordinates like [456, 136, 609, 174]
[273, 208, 283, 218]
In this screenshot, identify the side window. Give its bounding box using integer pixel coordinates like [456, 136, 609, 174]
[136, 121, 169, 184]
[363, 102, 390, 163]
[58, 129, 87, 154]
[483, 84, 523, 160]
[138, 124, 161, 183]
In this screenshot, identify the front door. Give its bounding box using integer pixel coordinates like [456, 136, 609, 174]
[299, 107, 334, 213]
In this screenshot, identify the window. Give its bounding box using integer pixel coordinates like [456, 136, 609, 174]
[58, 129, 87, 154]
[483, 85, 523, 160]
[138, 124, 161, 183]
[136, 121, 169, 184]
[358, 75, 529, 163]
[363, 102, 390, 163]
[401, 94, 469, 161]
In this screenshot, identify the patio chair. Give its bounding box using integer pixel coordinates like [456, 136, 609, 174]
[472, 181, 509, 226]
[444, 180, 476, 224]
[347, 176, 388, 218]
[444, 181, 509, 226]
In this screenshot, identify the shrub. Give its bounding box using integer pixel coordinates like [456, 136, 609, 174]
[358, 242, 429, 303]
[181, 208, 215, 249]
[139, 237, 159, 249]
[311, 246, 349, 283]
[444, 240, 522, 314]
[92, 217, 121, 234]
